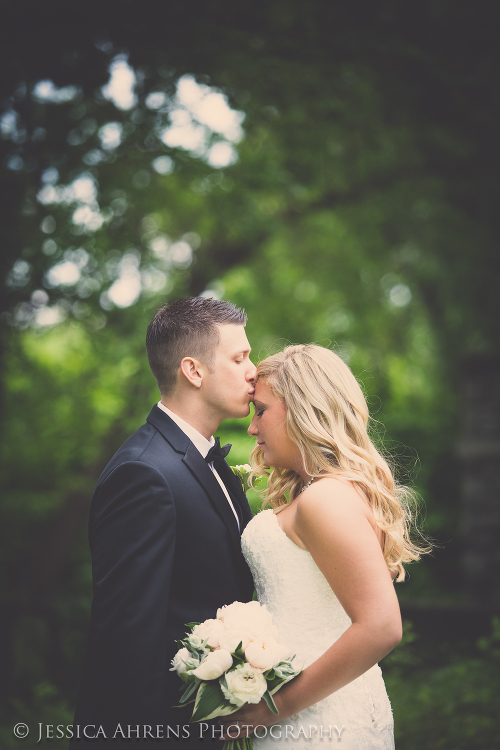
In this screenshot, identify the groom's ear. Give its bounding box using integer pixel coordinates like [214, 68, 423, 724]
[179, 356, 204, 389]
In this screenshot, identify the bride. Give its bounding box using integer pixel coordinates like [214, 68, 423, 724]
[220, 344, 428, 749]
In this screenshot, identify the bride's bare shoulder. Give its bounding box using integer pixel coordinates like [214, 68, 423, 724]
[296, 476, 367, 523]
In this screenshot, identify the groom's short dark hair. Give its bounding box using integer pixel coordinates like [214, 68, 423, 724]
[146, 297, 247, 396]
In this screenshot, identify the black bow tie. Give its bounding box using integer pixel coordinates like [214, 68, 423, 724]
[205, 437, 232, 466]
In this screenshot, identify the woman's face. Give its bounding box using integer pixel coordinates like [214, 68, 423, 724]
[248, 378, 304, 474]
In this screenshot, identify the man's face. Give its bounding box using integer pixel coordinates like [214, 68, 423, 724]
[202, 324, 256, 421]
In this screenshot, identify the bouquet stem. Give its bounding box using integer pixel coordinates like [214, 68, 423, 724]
[223, 735, 253, 750]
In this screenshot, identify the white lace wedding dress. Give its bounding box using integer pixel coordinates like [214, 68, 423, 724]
[241, 509, 395, 750]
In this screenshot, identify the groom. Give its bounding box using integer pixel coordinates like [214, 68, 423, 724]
[71, 297, 256, 747]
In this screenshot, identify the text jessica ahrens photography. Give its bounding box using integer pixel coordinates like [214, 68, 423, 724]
[31, 722, 346, 742]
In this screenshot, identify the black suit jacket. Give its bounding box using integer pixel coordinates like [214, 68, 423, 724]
[71, 405, 255, 747]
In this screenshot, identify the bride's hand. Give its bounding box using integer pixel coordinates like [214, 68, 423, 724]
[218, 691, 285, 740]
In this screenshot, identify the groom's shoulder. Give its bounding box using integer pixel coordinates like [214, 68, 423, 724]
[98, 405, 188, 479]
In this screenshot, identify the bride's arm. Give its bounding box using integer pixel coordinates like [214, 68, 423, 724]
[220, 478, 402, 732]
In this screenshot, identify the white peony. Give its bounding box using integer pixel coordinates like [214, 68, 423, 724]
[191, 648, 233, 681]
[170, 648, 199, 679]
[217, 601, 278, 641]
[244, 638, 279, 670]
[190, 618, 226, 649]
[222, 664, 268, 706]
[218, 630, 251, 654]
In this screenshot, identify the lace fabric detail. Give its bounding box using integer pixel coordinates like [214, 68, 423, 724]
[241, 509, 395, 750]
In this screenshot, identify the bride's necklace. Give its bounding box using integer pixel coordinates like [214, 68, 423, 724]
[300, 476, 317, 493]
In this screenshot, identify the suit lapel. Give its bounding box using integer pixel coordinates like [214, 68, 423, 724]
[147, 404, 253, 541]
[182, 443, 242, 548]
[146, 404, 190, 454]
[217, 461, 254, 528]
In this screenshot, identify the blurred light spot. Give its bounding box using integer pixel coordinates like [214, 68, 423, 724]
[161, 109, 206, 151]
[72, 300, 91, 319]
[99, 121, 123, 150]
[89, 312, 107, 330]
[169, 241, 192, 269]
[41, 167, 59, 183]
[338, 342, 356, 363]
[81, 118, 97, 135]
[40, 216, 56, 233]
[149, 235, 170, 258]
[71, 175, 97, 203]
[46, 261, 81, 286]
[132, 170, 151, 188]
[152, 155, 174, 174]
[11, 127, 27, 145]
[31, 289, 49, 307]
[102, 56, 137, 110]
[327, 307, 351, 333]
[1, 110, 18, 138]
[182, 231, 201, 250]
[141, 267, 170, 295]
[294, 280, 317, 302]
[99, 291, 113, 310]
[380, 272, 400, 292]
[200, 280, 225, 300]
[32, 80, 79, 103]
[8, 260, 31, 286]
[100, 207, 113, 222]
[176, 76, 244, 141]
[95, 37, 113, 53]
[142, 215, 159, 232]
[160, 75, 245, 164]
[65, 248, 89, 268]
[83, 148, 106, 165]
[107, 253, 142, 307]
[72, 205, 104, 231]
[7, 155, 23, 171]
[42, 239, 57, 255]
[146, 91, 168, 110]
[389, 284, 412, 307]
[67, 129, 86, 146]
[15, 301, 33, 325]
[34, 304, 66, 327]
[37, 185, 58, 204]
[206, 142, 237, 168]
[38, 173, 98, 207]
[32, 126, 47, 142]
[77, 276, 101, 298]
[110, 196, 127, 215]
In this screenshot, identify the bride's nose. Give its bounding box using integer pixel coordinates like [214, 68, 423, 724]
[248, 416, 258, 436]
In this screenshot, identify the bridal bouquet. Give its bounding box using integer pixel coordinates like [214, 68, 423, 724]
[171, 600, 300, 750]
[230, 464, 256, 493]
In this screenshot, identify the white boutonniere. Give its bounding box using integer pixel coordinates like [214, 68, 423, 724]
[230, 464, 253, 493]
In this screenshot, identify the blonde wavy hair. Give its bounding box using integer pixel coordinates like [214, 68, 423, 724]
[250, 344, 430, 581]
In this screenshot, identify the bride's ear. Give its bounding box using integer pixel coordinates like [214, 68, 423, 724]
[179, 356, 204, 389]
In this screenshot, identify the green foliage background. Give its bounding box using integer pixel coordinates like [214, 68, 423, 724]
[1, 2, 499, 746]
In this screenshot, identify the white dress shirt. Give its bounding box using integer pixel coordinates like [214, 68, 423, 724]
[157, 402, 240, 530]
